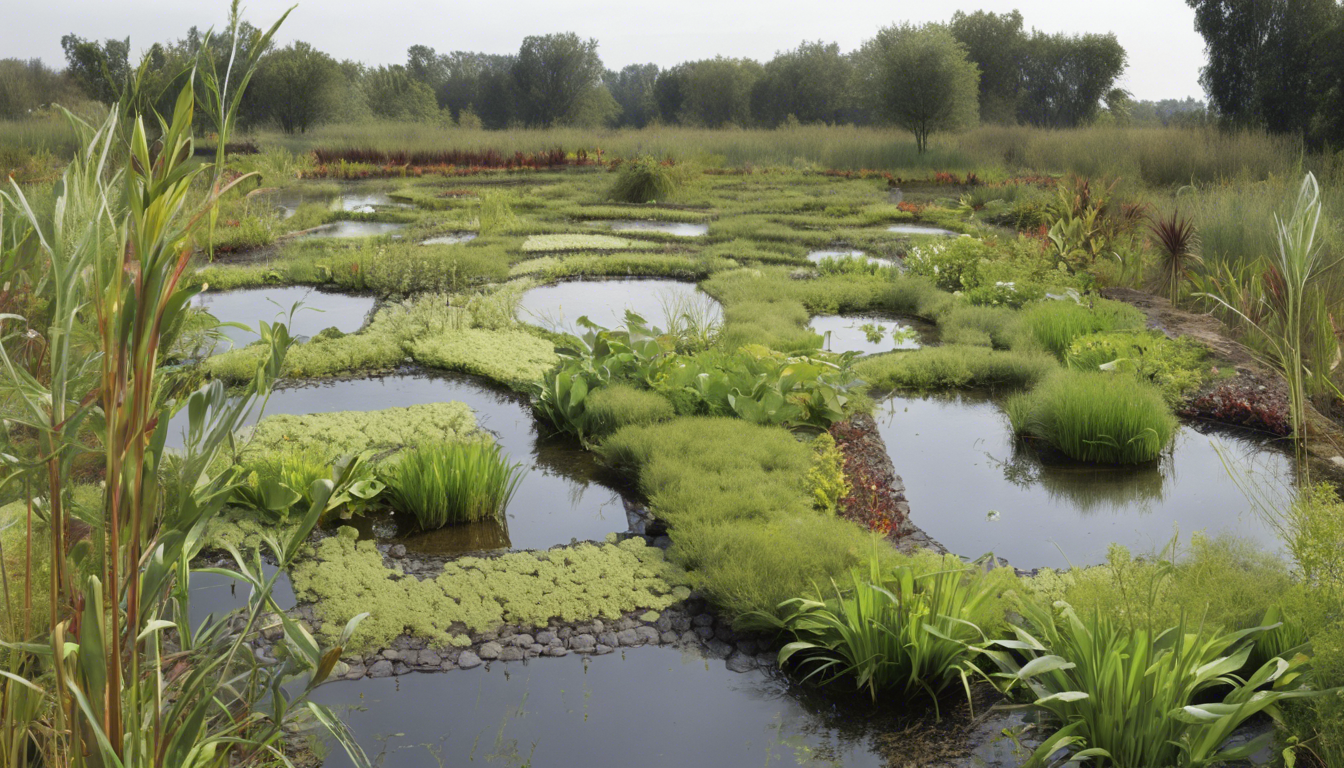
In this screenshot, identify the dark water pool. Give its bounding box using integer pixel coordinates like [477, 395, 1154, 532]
[302, 221, 406, 239]
[517, 279, 722, 337]
[873, 392, 1293, 569]
[192, 287, 376, 354]
[811, 314, 931, 356]
[168, 371, 623, 554]
[310, 649, 885, 768]
[602, 220, 708, 237]
[887, 224, 961, 236]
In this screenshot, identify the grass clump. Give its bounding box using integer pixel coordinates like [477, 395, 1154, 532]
[385, 441, 524, 530]
[608, 156, 686, 203]
[597, 417, 883, 623]
[291, 528, 691, 652]
[856, 346, 1056, 391]
[583, 383, 676, 439]
[1065, 330, 1209, 406]
[1020, 299, 1146, 358]
[520, 234, 654, 253]
[1006, 370, 1176, 464]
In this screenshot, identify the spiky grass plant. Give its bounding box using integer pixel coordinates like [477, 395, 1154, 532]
[1148, 209, 1202, 305]
[1007, 370, 1176, 464]
[386, 441, 525, 530]
[608, 155, 682, 203]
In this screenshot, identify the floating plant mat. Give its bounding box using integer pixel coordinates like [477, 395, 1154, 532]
[600, 220, 709, 237]
[811, 314, 933, 356]
[191, 287, 376, 355]
[872, 392, 1293, 570]
[300, 221, 406, 239]
[517, 278, 722, 337]
[887, 224, 961, 236]
[420, 232, 478, 245]
[310, 650, 886, 768]
[167, 371, 623, 553]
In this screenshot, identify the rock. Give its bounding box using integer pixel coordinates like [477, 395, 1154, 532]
[512, 634, 534, 648]
[477, 642, 503, 660]
[635, 626, 660, 645]
[680, 630, 700, 645]
[654, 614, 673, 633]
[591, 620, 604, 634]
[570, 634, 597, 652]
[262, 624, 283, 642]
[695, 625, 715, 641]
[368, 660, 394, 678]
[392, 635, 414, 651]
[527, 644, 544, 658]
[714, 625, 736, 643]
[652, 535, 672, 549]
[660, 631, 679, 645]
[499, 646, 525, 662]
[457, 651, 482, 669]
[706, 639, 734, 659]
[755, 652, 777, 669]
[671, 616, 692, 632]
[477, 631, 498, 643]
[736, 639, 758, 656]
[388, 544, 407, 559]
[535, 630, 557, 645]
[726, 652, 757, 673]
[597, 631, 618, 647]
[415, 650, 441, 667]
[381, 649, 402, 661]
[440, 659, 458, 671]
[593, 644, 614, 655]
[615, 629, 641, 646]
[557, 627, 573, 640]
[693, 614, 714, 628]
[393, 662, 410, 676]
[616, 617, 637, 632]
[545, 646, 571, 657]
[344, 663, 367, 680]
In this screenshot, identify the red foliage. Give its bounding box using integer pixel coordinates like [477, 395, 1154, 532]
[896, 201, 924, 214]
[1181, 385, 1290, 436]
[829, 420, 908, 538]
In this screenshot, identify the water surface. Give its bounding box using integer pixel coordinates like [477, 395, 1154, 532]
[806, 249, 893, 265]
[301, 221, 406, 239]
[811, 314, 930, 356]
[187, 564, 295, 629]
[192, 287, 376, 354]
[421, 232, 478, 245]
[873, 392, 1292, 569]
[340, 192, 412, 212]
[602, 220, 708, 237]
[518, 279, 722, 337]
[887, 224, 961, 236]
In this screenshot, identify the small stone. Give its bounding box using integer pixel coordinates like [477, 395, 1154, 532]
[393, 662, 411, 676]
[591, 620, 604, 634]
[513, 634, 534, 648]
[557, 627, 574, 640]
[635, 626, 660, 644]
[440, 659, 458, 671]
[706, 639, 734, 659]
[368, 660, 394, 678]
[344, 664, 367, 680]
[457, 651, 482, 669]
[695, 625, 715, 641]
[535, 630, 557, 645]
[570, 634, 597, 652]
[593, 644, 614, 655]
[392, 635, 414, 651]
[416, 650, 441, 667]
[615, 629, 641, 646]
[736, 639, 758, 656]
[477, 642, 503, 660]
[545, 646, 571, 657]
[714, 625, 736, 643]
[388, 544, 407, 559]
[654, 614, 673, 633]
[381, 649, 402, 661]
[679, 630, 700, 645]
[499, 647, 525, 662]
[693, 614, 714, 628]
[527, 644, 543, 657]
[660, 631, 679, 645]
[616, 617, 637, 632]
[726, 652, 757, 673]
[477, 631, 498, 643]
[597, 632, 618, 647]
[262, 624, 283, 642]
[671, 616, 692, 632]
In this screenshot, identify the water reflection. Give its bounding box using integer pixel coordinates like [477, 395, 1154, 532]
[811, 314, 933, 356]
[191, 287, 376, 355]
[301, 221, 406, 239]
[517, 279, 722, 337]
[887, 224, 960, 236]
[599, 220, 708, 237]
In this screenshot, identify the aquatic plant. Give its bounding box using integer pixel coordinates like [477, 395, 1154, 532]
[1006, 370, 1176, 464]
[1064, 330, 1209, 406]
[385, 441, 525, 530]
[608, 155, 685, 203]
[244, 402, 480, 460]
[767, 554, 1003, 716]
[983, 599, 1320, 768]
[1019, 298, 1146, 358]
[408, 327, 560, 389]
[855, 346, 1056, 391]
[583, 383, 676, 438]
[519, 233, 653, 252]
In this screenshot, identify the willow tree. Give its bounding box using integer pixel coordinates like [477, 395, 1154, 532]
[856, 23, 979, 152]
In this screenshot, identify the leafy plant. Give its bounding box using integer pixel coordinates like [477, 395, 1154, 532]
[1065, 330, 1209, 406]
[983, 600, 1321, 768]
[1020, 298, 1146, 358]
[385, 441, 525, 530]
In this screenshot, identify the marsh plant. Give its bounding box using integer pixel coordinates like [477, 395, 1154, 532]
[1007, 370, 1177, 464]
[608, 155, 685, 203]
[386, 441, 525, 530]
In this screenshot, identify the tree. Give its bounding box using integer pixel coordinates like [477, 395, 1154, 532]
[1017, 31, 1127, 127]
[605, 63, 660, 127]
[653, 64, 689, 124]
[949, 10, 1027, 123]
[679, 57, 762, 127]
[856, 24, 979, 152]
[364, 65, 438, 121]
[751, 41, 853, 126]
[511, 32, 605, 126]
[0, 58, 81, 118]
[60, 34, 130, 103]
[251, 42, 341, 133]
[476, 56, 518, 128]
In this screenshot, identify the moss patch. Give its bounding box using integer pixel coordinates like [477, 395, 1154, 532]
[243, 402, 481, 461]
[407, 327, 558, 389]
[521, 234, 655, 253]
[291, 528, 691, 651]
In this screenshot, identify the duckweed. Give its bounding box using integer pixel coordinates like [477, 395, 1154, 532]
[243, 402, 481, 460]
[291, 528, 691, 651]
[407, 327, 559, 389]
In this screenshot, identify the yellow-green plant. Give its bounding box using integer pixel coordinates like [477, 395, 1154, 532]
[385, 441, 525, 530]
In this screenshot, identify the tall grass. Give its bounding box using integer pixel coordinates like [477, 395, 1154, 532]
[856, 346, 1057, 391]
[1020, 299, 1147, 358]
[385, 441, 525, 530]
[1007, 370, 1177, 464]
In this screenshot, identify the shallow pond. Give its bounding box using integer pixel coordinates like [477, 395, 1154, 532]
[192, 287, 376, 354]
[340, 192, 412, 212]
[517, 279, 722, 337]
[420, 232, 478, 245]
[310, 649, 886, 768]
[168, 371, 623, 554]
[811, 314, 931, 356]
[887, 224, 961, 236]
[873, 392, 1293, 569]
[301, 221, 406, 239]
[601, 220, 708, 237]
[187, 563, 294, 629]
[806, 249, 893, 265]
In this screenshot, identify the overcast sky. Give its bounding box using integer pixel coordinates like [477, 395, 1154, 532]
[0, 0, 1207, 102]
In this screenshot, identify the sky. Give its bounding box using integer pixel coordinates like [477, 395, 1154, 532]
[0, 0, 1208, 102]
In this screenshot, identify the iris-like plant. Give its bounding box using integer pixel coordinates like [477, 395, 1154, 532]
[385, 441, 525, 530]
[983, 600, 1321, 768]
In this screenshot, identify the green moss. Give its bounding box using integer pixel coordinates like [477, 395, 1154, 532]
[243, 402, 480, 461]
[290, 528, 691, 651]
[584, 383, 676, 439]
[520, 234, 655, 252]
[806, 432, 849, 514]
[407, 327, 558, 389]
[856, 346, 1057, 391]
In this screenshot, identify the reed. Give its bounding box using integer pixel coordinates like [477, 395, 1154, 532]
[385, 441, 526, 530]
[1007, 370, 1177, 464]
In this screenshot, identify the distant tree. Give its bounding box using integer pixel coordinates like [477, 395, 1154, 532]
[567, 84, 621, 127]
[251, 42, 341, 133]
[406, 44, 446, 92]
[0, 58, 80, 117]
[751, 41, 853, 126]
[653, 65, 689, 124]
[60, 34, 130, 103]
[948, 10, 1026, 123]
[364, 65, 438, 121]
[856, 24, 979, 152]
[476, 57, 518, 128]
[605, 63, 660, 127]
[511, 32, 605, 126]
[1017, 31, 1127, 127]
[679, 57, 762, 127]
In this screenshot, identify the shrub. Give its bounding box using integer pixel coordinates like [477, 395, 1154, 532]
[805, 432, 849, 514]
[1065, 330, 1208, 406]
[938, 304, 1025, 349]
[1020, 298, 1146, 358]
[608, 156, 684, 203]
[856, 346, 1057, 391]
[384, 441, 525, 530]
[1006, 370, 1176, 464]
[584, 383, 676, 438]
[903, 238, 992, 292]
